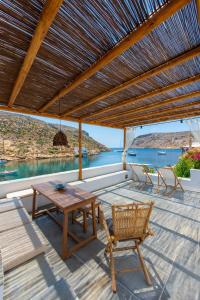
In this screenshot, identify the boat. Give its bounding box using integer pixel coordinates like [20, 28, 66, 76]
[0, 170, 18, 176]
[114, 149, 123, 152]
[0, 159, 7, 165]
[128, 152, 136, 156]
[158, 151, 166, 155]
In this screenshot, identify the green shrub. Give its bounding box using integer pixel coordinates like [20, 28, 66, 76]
[174, 158, 193, 178]
[148, 167, 155, 174]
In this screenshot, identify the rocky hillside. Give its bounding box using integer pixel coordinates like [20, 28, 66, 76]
[132, 131, 191, 148]
[0, 112, 109, 160]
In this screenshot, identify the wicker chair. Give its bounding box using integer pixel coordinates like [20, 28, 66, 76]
[157, 166, 184, 195]
[100, 202, 154, 293]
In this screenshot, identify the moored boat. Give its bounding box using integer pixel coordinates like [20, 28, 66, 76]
[0, 169, 18, 176]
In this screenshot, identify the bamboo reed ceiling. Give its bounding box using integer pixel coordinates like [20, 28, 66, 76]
[0, 0, 200, 128]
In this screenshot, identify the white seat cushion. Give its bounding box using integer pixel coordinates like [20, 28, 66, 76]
[0, 208, 31, 233]
[0, 223, 49, 272]
[0, 251, 3, 300]
[0, 198, 23, 213]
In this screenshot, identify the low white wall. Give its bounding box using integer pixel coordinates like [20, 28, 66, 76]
[0, 163, 125, 198]
[129, 163, 200, 192]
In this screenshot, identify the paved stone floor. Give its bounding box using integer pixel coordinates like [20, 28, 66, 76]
[35, 181, 200, 300]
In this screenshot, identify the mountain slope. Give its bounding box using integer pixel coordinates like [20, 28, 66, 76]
[132, 131, 191, 148]
[0, 112, 108, 160]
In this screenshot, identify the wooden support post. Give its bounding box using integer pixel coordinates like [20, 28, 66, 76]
[196, 0, 200, 23]
[79, 122, 83, 180]
[123, 128, 127, 170]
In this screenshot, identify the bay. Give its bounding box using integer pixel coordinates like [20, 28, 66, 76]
[0, 148, 182, 182]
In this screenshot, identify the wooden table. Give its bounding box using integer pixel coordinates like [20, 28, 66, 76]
[31, 182, 97, 259]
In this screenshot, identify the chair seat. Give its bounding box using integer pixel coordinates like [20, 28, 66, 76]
[78, 200, 100, 212]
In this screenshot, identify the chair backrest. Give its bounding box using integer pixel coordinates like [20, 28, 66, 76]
[112, 202, 154, 241]
[158, 167, 176, 186]
[130, 164, 147, 181]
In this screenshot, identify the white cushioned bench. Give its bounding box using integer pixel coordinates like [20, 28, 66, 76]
[0, 222, 49, 272]
[7, 189, 50, 212]
[0, 208, 31, 233]
[0, 198, 23, 213]
[0, 251, 3, 300]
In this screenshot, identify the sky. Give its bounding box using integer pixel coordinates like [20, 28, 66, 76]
[31, 114, 190, 148]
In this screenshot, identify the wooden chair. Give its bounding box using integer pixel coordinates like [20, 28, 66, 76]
[100, 202, 154, 293]
[72, 201, 101, 232]
[130, 164, 153, 185]
[157, 166, 184, 195]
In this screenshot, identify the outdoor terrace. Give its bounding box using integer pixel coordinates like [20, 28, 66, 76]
[2, 179, 200, 300]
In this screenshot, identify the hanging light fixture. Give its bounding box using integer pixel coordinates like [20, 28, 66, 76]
[53, 99, 69, 147]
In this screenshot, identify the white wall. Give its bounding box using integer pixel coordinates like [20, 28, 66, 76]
[0, 163, 127, 198]
[129, 164, 200, 192]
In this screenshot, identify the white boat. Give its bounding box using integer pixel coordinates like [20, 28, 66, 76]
[158, 151, 166, 155]
[0, 159, 7, 165]
[0, 169, 17, 176]
[114, 149, 123, 152]
[128, 152, 136, 156]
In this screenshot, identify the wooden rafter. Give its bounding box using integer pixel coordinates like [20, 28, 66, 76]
[112, 108, 200, 128]
[85, 74, 200, 121]
[108, 98, 200, 126]
[95, 91, 200, 123]
[38, 0, 191, 113]
[8, 0, 64, 107]
[63, 45, 200, 116]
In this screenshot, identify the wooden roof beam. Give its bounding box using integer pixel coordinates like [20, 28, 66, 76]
[111, 108, 200, 128]
[107, 98, 200, 126]
[94, 90, 200, 123]
[39, 0, 191, 113]
[8, 0, 64, 107]
[85, 74, 200, 121]
[63, 45, 200, 116]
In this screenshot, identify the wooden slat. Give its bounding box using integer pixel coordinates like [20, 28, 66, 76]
[79, 122, 83, 180]
[63, 45, 200, 116]
[109, 98, 200, 126]
[8, 0, 64, 107]
[115, 108, 200, 128]
[85, 74, 200, 121]
[38, 0, 191, 113]
[95, 91, 200, 123]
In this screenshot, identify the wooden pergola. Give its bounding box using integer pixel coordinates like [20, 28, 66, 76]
[0, 0, 200, 179]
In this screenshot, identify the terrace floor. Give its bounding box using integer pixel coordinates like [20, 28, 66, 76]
[5, 181, 200, 300]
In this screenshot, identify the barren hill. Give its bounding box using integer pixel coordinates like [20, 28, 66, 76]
[0, 112, 108, 160]
[132, 131, 191, 148]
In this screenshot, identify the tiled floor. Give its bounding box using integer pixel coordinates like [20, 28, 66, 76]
[35, 181, 200, 300]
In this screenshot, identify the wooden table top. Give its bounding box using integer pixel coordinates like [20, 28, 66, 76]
[32, 182, 96, 210]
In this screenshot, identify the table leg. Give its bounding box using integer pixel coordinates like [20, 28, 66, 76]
[91, 200, 97, 237]
[32, 189, 37, 219]
[62, 210, 68, 259]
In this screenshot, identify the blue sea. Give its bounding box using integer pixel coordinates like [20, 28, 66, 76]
[0, 148, 182, 182]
